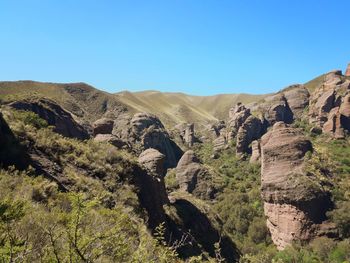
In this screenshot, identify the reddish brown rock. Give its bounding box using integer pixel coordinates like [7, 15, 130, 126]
[282, 85, 310, 119]
[346, 63, 350, 77]
[322, 107, 345, 139]
[261, 122, 331, 249]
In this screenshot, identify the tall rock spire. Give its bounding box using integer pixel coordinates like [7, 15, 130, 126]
[345, 63, 350, 77]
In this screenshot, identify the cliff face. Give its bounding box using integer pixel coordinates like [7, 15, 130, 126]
[261, 122, 332, 249]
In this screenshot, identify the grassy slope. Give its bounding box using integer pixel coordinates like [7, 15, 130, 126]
[0, 81, 127, 123]
[115, 90, 267, 127]
[0, 81, 268, 128]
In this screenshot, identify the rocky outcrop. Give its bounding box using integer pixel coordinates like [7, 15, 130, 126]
[308, 70, 350, 137]
[263, 94, 294, 125]
[322, 107, 345, 139]
[9, 98, 89, 139]
[282, 85, 310, 119]
[176, 150, 202, 192]
[184, 123, 195, 147]
[113, 112, 183, 168]
[176, 150, 216, 199]
[249, 140, 261, 163]
[236, 116, 263, 157]
[228, 103, 251, 139]
[346, 63, 350, 77]
[92, 118, 114, 135]
[138, 148, 166, 177]
[213, 133, 228, 152]
[261, 122, 332, 250]
[93, 134, 129, 149]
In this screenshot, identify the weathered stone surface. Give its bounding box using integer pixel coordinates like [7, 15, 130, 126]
[184, 123, 195, 147]
[176, 150, 202, 192]
[213, 134, 228, 152]
[113, 112, 183, 168]
[283, 85, 310, 119]
[228, 103, 251, 138]
[138, 148, 166, 177]
[261, 122, 331, 250]
[9, 99, 89, 139]
[94, 134, 129, 149]
[92, 118, 114, 135]
[309, 88, 335, 127]
[249, 140, 261, 163]
[263, 94, 294, 125]
[175, 150, 216, 199]
[346, 63, 350, 77]
[339, 93, 350, 131]
[236, 116, 262, 157]
[322, 107, 345, 139]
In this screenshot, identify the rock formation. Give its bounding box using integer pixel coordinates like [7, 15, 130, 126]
[138, 148, 166, 177]
[228, 103, 251, 139]
[9, 98, 89, 139]
[263, 94, 294, 125]
[261, 122, 332, 250]
[113, 112, 183, 168]
[93, 134, 129, 149]
[184, 123, 195, 147]
[213, 133, 228, 152]
[236, 115, 263, 157]
[346, 63, 350, 77]
[92, 118, 114, 135]
[282, 85, 310, 119]
[249, 140, 261, 163]
[308, 70, 350, 137]
[176, 150, 216, 199]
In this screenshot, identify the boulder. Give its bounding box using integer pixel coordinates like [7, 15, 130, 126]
[138, 148, 166, 177]
[283, 85, 310, 119]
[261, 122, 332, 249]
[92, 118, 114, 135]
[263, 94, 294, 125]
[309, 86, 336, 127]
[9, 99, 89, 140]
[113, 112, 183, 168]
[339, 93, 350, 131]
[176, 150, 202, 192]
[175, 151, 216, 199]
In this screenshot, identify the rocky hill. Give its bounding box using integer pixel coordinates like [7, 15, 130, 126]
[0, 65, 350, 262]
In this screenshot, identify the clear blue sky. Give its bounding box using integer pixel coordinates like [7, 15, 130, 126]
[0, 1, 349, 95]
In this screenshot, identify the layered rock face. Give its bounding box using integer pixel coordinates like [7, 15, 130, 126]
[261, 122, 331, 250]
[138, 148, 166, 177]
[9, 99, 89, 139]
[308, 70, 350, 137]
